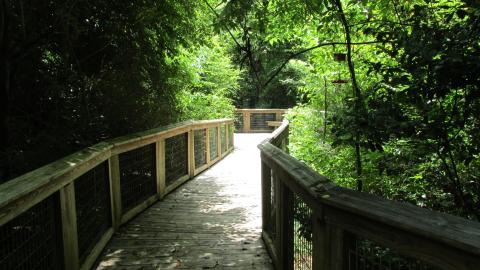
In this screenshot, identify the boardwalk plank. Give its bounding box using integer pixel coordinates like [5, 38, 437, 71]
[95, 134, 273, 270]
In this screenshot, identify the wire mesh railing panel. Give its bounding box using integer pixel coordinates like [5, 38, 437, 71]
[194, 129, 207, 169]
[165, 133, 188, 186]
[250, 113, 276, 131]
[235, 113, 244, 131]
[119, 143, 157, 212]
[293, 194, 313, 270]
[74, 161, 112, 264]
[228, 124, 234, 149]
[209, 127, 218, 161]
[348, 238, 440, 270]
[221, 125, 227, 154]
[0, 195, 63, 270]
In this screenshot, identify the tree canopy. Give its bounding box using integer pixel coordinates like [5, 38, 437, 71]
[1, 0, 479, 220]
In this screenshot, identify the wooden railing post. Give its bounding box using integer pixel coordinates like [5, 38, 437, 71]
[312, 210, 327, 269]
[205, 128, 211, 164]
[276, 177, 294, 269]
[188, 129, 195, 177]
[276, 111, 282, 122]
[109, 155, 122, 228]
[244, 111, 251, 132]
[60, 183, 80, 270]
[225, 124, 229, 152]
[216, 124, 221, 156]
[230, 123, 234, 149]
[156, 139, 166, 198]
[261, 161, 272, 233]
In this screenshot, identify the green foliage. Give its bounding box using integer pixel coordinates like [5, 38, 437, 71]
[0, 0, 220, 181]
[272, 0, 480, 220]
[177, 92, 235, 121]
[3, 0, 480, 222]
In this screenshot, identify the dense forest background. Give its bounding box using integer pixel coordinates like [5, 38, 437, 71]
[1, 0, 479, 221]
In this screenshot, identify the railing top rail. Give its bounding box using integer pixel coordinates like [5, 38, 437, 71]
[235, 108, 287, 113]
[258, 121, 480, 259]
[0, 118, 233, 226]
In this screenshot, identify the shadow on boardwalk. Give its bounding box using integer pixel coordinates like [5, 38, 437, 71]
[95, 134, 273, 269]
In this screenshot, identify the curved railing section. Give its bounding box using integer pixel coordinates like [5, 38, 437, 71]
[235, 108, 287, 133]
[258, 120, 480, 270]
[0, 119, 234, 270]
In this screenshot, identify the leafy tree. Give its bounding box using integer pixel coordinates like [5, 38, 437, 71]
[0, 0, 216, 182]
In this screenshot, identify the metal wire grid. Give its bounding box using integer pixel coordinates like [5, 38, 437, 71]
[194, 129, 207, 169]
[228, 124, 234, 149]
[209, 127, 218, 161]
[74, 161, 112, 264]
[0, 195, 63, 270]
[234, 113, 244, 130]
[348, 238, 439, 270]
[119, 143, 157, 212]
[165, 133, 188, 186]
[221, 125, 227, 154]
[250, 113, 276, 130]
[293, 194, 313, 270]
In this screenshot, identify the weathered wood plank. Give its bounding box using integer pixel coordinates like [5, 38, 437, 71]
[156, 140, 166, 198]
[266, 121, 282, 127]
[109, 155, 122, 228]
[60, 183, 80, 270]
[95, 134, 273, 269]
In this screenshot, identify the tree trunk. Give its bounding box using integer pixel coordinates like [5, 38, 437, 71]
[333, 0, 363, 191]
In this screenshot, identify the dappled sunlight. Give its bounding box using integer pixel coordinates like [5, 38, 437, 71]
[94, 133, 273, 269]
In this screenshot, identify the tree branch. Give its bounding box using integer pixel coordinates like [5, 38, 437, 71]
[263, 40, 382, 88]
[201, 0, 243, 50]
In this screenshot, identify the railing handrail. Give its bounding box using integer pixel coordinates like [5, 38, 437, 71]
[258, 121, 480, 269]
[236, 108, 287, 113]
[0, 118, 233, 226]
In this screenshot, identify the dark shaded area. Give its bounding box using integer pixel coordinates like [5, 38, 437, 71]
[0, 194, 63, 270]
[119, 144, 157, 212]
[165, 133, 188, 186]
[74, 161, 112, 264]
[194, 129, 207, 168]
[0, 0, 206, 183]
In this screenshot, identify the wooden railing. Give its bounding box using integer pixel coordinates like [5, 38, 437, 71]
[235, 109, 287, 133]
[0, 119, 234, 270]
[259, 120, 480, 270]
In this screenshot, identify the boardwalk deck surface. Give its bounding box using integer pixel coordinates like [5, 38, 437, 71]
[95, 133, 273, 269]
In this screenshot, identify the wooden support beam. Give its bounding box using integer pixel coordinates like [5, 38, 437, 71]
[216, 125, 221, 157]
[261, 161, 272, 233]
[60, 183, 80, 270]
[187, 130, 195, 177]
[312, 210, 327, 270]
[276, 175, 294, 270]
[276, 112, 283, 121]
[205, 128, 211, 165]
[108, 155, 122, 229]
[244, 112, 251, 133]
[225, 125, 229, 152]
[156, 140, 166, 198]
[230, 124, 235, 149]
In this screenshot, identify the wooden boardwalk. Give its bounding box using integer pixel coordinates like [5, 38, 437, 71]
[95, 133, 273, 270]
